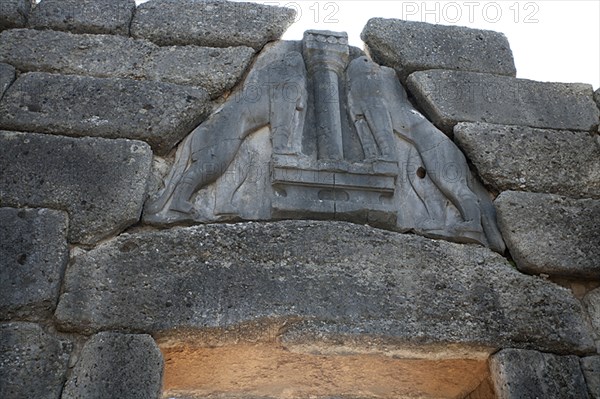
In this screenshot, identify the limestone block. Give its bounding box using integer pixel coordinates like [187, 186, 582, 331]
[0, 29, 255, 98]
[0, 62, 15, 99]
[0, 131, 152, 245]
[55, 220, 595, 354]
[28, 0, 135, 36]
[0, 0, 32, 30]
[406, 69, 599, 135]
[495, 191, 600, 278]
[362, 18, 516, 82]
[130, 0, 296, 50]
[0, 72, 211, 155]
[61, 332, 163, 399]
[0, 208, 68, 320]
[454, 122, 600, 198]
[490, 349, 590, 399]
[583, 288, 600, 338]
[581, 356, 600, 399]
[0, 322, 71, 399]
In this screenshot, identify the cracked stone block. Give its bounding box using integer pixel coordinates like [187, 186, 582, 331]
[130, 0, 296, 50]
[0, 322, 71, 399]
[362, 18, 516, 82]
[583, 288, 600, 339]
[0, 131, 152, 244]
[0, 207, 68, 320]
[55, 220, 594, 355]
[490, 349, 590, 399]
[495, 191, 600, 279]
[581, 356, 600, 399]
[406, 69, 599, 135]
[61, 332, 163, 399]
[0, 29, 255, 98]
[0, 72, 211, 155]
[0, 62, 16, 99]
[0, 0, 32, 30]
[454, 122, 600, 198]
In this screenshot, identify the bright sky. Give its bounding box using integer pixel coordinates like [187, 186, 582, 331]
[136, 0, 600, 89]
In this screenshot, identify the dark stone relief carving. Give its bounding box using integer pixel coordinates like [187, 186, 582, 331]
[145, 30, 504, 252]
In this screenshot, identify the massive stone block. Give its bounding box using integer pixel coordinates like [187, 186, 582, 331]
[0, 131, 152, 244]
[406, 70, 599, 135]
[130, 0, 296, 50]
[0, 72, 211, 154]
[0, 208, 68, 321]
[490, 349, 590, 399]
[55, 221, 594, 354]
[0, 322, 71, 399]
[495, 191, 600, 279]
[0, 62, 15, 99]
[361, 18, 516, 82]
[0, 0, 32, 30]
[454, 122, 600, 198]
[28, 0, 135, 35]
[581, 356, 600, 399]
[0, 29, 255, 98]
[61, 332, 163, 399]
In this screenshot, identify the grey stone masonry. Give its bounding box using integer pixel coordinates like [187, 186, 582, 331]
[362, 18, 516, 82]
[0, 62, 15, 99]
[0, 131, 152, 245]
[454, 122, 600, 198]
[0, 72, 211, 155]
[406, 69, 599, 135]
[0, 0, 32, 30]
[28, 0, 135, 36]
[0, 29, 255, 98]
[55, 221, 595, 354]
[594, 88, 600, 110]
[490, 349, 590, 399]
[0, 208, 68, 321]
[495, 191, 600, 279]
[61, 332, 163, 399]
[131, 0, 296, 50]
[581, 357, 600, 399]
[0, 322, 71, 399]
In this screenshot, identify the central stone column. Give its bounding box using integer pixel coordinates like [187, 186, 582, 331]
[302, 30, 349, 160]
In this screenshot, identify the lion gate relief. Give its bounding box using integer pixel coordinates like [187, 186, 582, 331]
[145, 30, 505, 252]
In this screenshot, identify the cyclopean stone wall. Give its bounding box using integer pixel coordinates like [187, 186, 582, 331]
[0, 1, 599, 399]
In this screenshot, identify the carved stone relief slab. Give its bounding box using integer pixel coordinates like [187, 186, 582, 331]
[144, 31, 505, 252]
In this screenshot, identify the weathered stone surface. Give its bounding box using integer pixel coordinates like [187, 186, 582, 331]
[0, 131, 152, 244]
[0, 0, 32, 30]
[583, 288, 600, 338]
[406, 70, 599, 135]
[594, 88, 600, 110]
[55, 221, 594, 354]
[0, 29, 255, 98]
[490, 349, 590, 399]
[62, 332, 163, 399]
[0, 62, 15, 99]
[0, 72, 211, 154]
[0, 208, 68, 320]
[581, 356, 600, 399]
[361, 18, 516, 82]
[495, 191, 600, 279]
[0, 322, 71, 399]
[454, 122, 600, 198]
[28, 0, 135, 35]
[131, 0, 296, 50]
